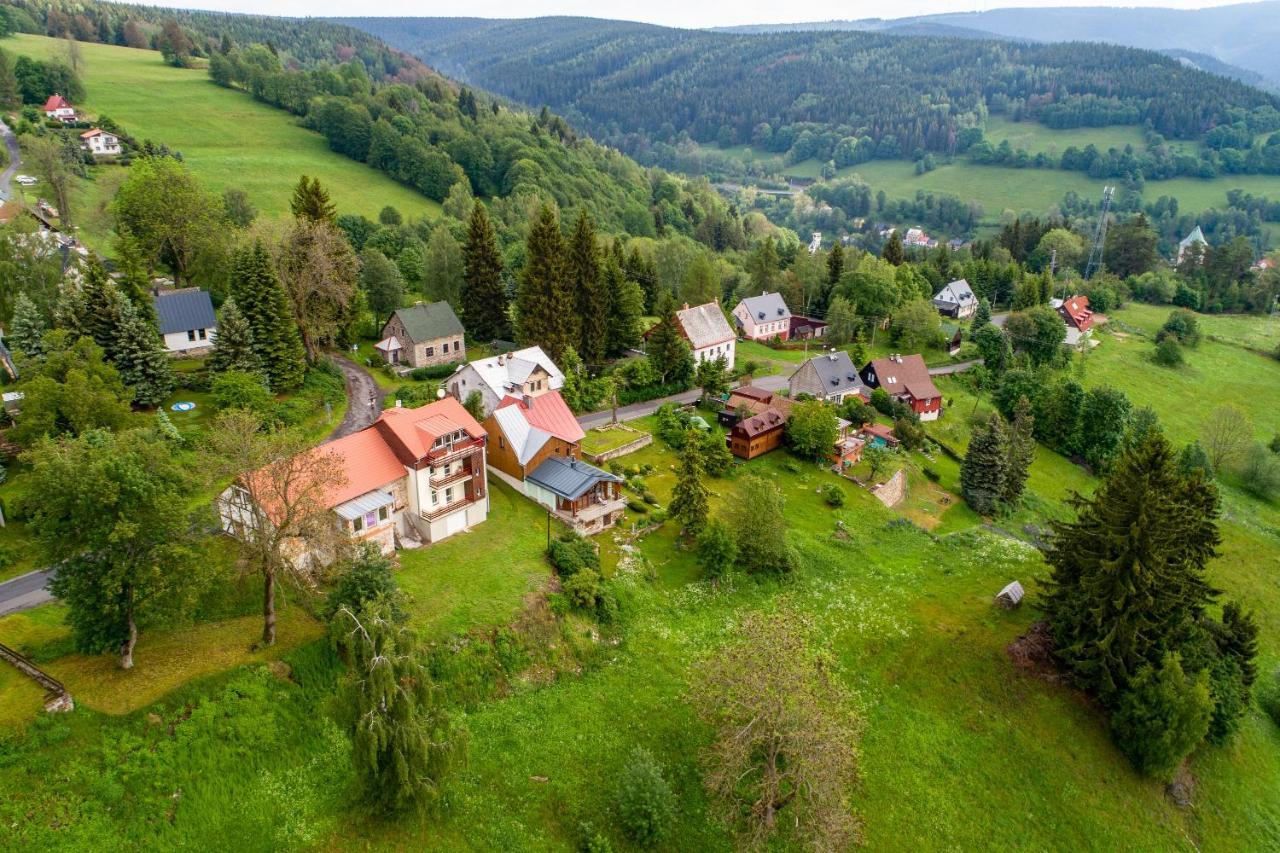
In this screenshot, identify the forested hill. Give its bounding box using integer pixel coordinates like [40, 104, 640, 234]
[3, 0, 444, 82]
[340, 16, 1280, 167]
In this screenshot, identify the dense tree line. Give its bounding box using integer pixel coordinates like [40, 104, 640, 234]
[347, 17, 1280, 170]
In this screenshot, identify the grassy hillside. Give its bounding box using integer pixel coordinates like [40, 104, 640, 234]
[6, 34, 440, 243]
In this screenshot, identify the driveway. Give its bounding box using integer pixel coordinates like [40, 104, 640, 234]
[577, 373, 788, 430]
[327, 355, 387, 442]
[929, 359, 982, 376]
[0, 118, 19, 201]
[0, 569, 54, 616]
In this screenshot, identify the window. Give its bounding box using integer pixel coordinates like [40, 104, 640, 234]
[431, 490, 439, 506]
[499, 436, 505, 450]
[426, 346, 434, 357]
[352, 516, 363, 532]
[187, 330, 196, 342]
[453, 341, 460, 352]
[363, 511, 377, 528]
[378, 506, 389, 522]
[444, 486, 454, 504]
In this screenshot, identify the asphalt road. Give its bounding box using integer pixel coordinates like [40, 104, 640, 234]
[576, 372, 789, 430]
[0, 118, 20, 201]
[0, 569, 54, 616]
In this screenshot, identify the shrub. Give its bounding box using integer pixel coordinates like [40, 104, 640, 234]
[1153, 337, 1183, 367]
[1237, 443, 1280, 501]
[642, 492, 659, 505]
[548, 535, 599, 577]
[627, 500, 649, 513]
[893, 417, 927, 451]
[210, 369, 273, 413]
[1110, 654, 1212, 780]
[1259, 668, 1280, 728]
[616, 747, 676, 846]
[783, 459, 803, 474]
[869, 387, 893, 416]
[409, 363, 460, 381]
[922, 466, 941, 482]
[696, 518, 737, 582]
[822, 483, 845, 507]
[1158, 308, 1201, 347]
[323, 545, 405, 623]
[562, 569, 602, 610]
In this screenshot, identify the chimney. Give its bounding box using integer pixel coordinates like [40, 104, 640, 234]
[394, 399, 402, 408]
[682, 303, 690, 310]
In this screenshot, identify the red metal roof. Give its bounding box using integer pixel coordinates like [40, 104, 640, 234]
[496, 390, 584, 444]
[43, 94, 71, 111]
[1060, 295, 1093, 326]
[374, 396, 486, 463]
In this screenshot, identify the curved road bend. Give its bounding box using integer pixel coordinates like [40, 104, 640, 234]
[0, 118, 20, 201]
[327, 354, 387, 442]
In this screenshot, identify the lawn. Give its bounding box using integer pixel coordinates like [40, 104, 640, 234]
[579, 421, 650, 457]
[983, 115, 1148, 156]
[6, 34, 440, 250]
[395, 478, 561, 641]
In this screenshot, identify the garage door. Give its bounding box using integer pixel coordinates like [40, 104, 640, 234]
[445, 511, 467, 537]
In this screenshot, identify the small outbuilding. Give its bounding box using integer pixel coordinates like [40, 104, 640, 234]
[995, 581, 1025, 609]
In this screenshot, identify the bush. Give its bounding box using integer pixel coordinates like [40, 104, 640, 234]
[822, 483, 845, 506]
[1237, 443, 1280, 501]
[616, 747, 676, 846]
[642, 492, 659, 505]
[627, 500, 649, 513]
[1158, 308, 1202, 347]
[1110, 654, 1212, 780]
[408, 363, 460, 381]
[1153, 337, 1183, 367]
[323, 545, 405, 623]
[922, 466, 940, 482]
[869, 387, 894, 416]
[210, 370, 273, 413]
[562, 569, 602, 610]
[893, 417, 927, 451]
[548, 535, 599, 577]
[1259, 668, 1280, 728]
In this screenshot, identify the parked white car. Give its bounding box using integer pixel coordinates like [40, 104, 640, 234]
[14, 175, 37, 186]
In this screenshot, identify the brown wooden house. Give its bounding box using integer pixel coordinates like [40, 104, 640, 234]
[728, 409, 786, 460]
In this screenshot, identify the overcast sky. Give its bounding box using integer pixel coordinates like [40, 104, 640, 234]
[157, 1, 1247, 30]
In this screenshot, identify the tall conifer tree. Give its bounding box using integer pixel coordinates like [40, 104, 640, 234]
[230, 241, 306, 392]
[1003, 396, 1036, 505]
[461, 203, 509, 342]
[112, 299, 175, 407]
[960, 413, 1007, 515]
[9, 292, 47, 359]
[568, 210, 606, 364]
[516, 203, 573, 361]
[604, 255, 644, 357]
[206, 297, 261, 376]
[646, 291, 693, 384]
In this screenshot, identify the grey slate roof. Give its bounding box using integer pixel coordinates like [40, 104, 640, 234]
[737, 292, 791, 324]
[675, 302, 735, 350]
[526, 455, 622, 501]
[391, 301, 464, 344]
[932, 279, 976, 310]
[801, 350, 868, 398]
[153, 288, 216, 335]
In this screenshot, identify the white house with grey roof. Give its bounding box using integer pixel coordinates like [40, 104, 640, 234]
[732, 292, 793, 342]
[932, 279, 978, 320]
[787, 350, 870, 404]
[1177, 226, 1208, 265]
[152, 288, 217, 355]
[446, 346, 566, 418]
[663, 301, 736, 366]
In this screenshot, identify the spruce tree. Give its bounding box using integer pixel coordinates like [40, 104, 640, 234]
[627, 245, 658, 313]
[206, 297, 262, 376]
[290, 175, 336, 223]
[646, 291, 693, 384]
[9, 292, 47, 359]
[1042, 429, 1220, 706]
[113, 228, 158, 326]
[960, 413, 1007, 515]
[113, 299, 175, 407]
[604, 255, 644, 357]
[230, 241, 306, 392]
[972, 297, 992, 328]
[568, 210, 606, 364]
[516, 203, 573, 361]
[1002, 395, 1036, 506]
[65, 261, 127, 352]
[882, 230, 905, 266]
[669, 432, 709, 538]
[461, 203, 509, 343]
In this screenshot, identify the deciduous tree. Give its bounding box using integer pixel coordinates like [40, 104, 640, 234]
[111, 156, 221, 283]
[694, 610, 862, 850]
[786, 399, 838, 461]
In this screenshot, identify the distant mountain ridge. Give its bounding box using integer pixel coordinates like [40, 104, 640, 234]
[714, 2, 1280, 88]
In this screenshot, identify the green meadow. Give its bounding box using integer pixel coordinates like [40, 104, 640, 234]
[5, 34, 439, 248]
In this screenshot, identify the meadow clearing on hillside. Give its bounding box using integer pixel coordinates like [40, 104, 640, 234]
[5, 34, 440, 249]
[0, 310, 1278, 849]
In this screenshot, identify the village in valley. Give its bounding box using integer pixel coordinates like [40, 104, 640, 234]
[1, 5, 1280, 849]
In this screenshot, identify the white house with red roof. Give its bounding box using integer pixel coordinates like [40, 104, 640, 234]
[80, 129, 122, 157]
[43, 94, 77, 122]
[217, 397, 490, 565]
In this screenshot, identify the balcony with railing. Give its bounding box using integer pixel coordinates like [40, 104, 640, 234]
[421, 494, 476, 521]
[426, 437, 484, 465]
[429, 464, 474, 488]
